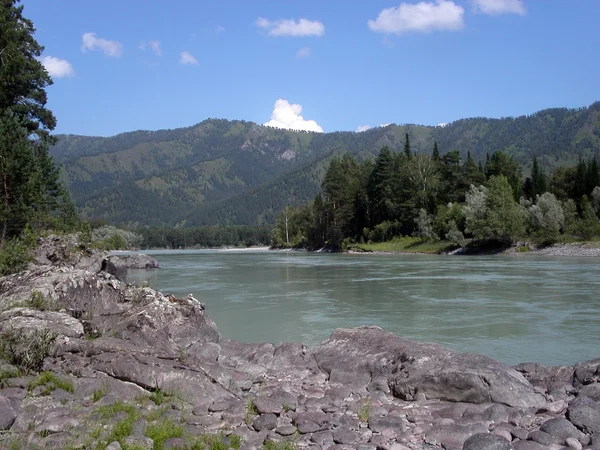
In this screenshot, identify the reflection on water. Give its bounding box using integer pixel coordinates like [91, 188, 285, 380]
[127, 250, 600, 366]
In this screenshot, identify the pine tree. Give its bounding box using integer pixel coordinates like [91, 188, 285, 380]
[0, 0, 75, 246]
[404, 133, 411, 159]
[586, 156, 600, 194]
[432, 141, 440, 162]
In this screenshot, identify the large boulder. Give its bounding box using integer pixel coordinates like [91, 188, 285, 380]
[313, 326, 546, 408]
[104, 254, 160, 282]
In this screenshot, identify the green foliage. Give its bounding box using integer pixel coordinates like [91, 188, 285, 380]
[144, 419, 184, 450]
[28, 371, 74, 394]
[0, 2, 77, 242]
[244, 398, 258, 425]
[0, 366, 20, 388]
[92, 388, 107, 403]
[0, 235, 33, 275]
[358, 398, 372, 423]
[0, 327, 57, 374]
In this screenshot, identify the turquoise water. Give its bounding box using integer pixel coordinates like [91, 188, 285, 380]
[127, 250, 600, 366]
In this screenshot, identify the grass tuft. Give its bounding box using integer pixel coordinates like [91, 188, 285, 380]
[28, 371, 74, 395]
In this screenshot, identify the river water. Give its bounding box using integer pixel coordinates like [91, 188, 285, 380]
[127, 249, 600, 367]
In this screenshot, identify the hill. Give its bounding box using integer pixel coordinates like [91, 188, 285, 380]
[51, 102, 600, 226]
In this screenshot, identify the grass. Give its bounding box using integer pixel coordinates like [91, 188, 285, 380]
[92, 388, 107, 403]
[0, 367, 20, 388]
[145, 419, 184, 450]
[28, 371, 74, 395]
[350, 236, 452, 254]
[358, 398, 372, 423]
[244, 398, 258, 425]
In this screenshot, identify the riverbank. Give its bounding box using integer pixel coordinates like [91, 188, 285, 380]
[0, 235, 599, 450]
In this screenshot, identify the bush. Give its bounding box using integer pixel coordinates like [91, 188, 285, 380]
[91, 225, 143, 250]
[0, 327, 57, 374]
[0, 237, 33, 276]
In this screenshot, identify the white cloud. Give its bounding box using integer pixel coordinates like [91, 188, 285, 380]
[264, 99, 323, 132]
[356, 125, 372, 132]
[368, 0, 464, 34]
[179, 51, 198, 65]
[296, 47, 311, 58]
[149, 40, 162, 56]
[216, 25, 226, 34]
[471, 0, 526, 15]
[437, 122, 448, 127]
[379, 123, 392, 127]
[81, 32, 123, 57]
[256, 17, 325, 37]
[40, 56, 75, 78]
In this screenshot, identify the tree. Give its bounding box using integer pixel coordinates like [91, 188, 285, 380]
[432, 141, 440, 162]
[485, 175, 525, 242]
[367, 147, 396, 226]
[403, 133, 411, 159]
[586, 156, 600, 194]
[527, 192, 564, 240]
[0, 0, 74, 247]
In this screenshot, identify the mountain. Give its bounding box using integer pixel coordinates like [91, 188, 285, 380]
[51, 102, 600, 227]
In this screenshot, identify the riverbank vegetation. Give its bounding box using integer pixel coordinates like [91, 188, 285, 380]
[272, 138, 600, 251]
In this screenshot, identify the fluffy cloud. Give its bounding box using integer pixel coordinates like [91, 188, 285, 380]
[81, 32, 123, 57]
[179, 51, 198, 65]
[296, 47, 311, 58]
[264, 99, 323, 132]
[471, 0, 526, 15]
[355, 125, 372, 132]
[256, 17, 325, 37]
[40, 56, 75, 78]
[368, 0, 464, 34]
[149, 40, 162, 56]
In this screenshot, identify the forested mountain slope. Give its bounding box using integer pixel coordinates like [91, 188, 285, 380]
[51, 102, 600, 226]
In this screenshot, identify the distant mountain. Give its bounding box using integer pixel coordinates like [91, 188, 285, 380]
[51, 102, 600, 226]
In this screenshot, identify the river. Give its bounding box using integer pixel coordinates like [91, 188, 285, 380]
[126, 249, 600, 367]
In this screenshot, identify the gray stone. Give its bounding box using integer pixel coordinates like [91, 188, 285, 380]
[333, 427, 359, 445]
[163, 437, 186, 449]
[567, 395, 600, 434]
[462, 433, 513, 450]
[312, 431, 334, 445]
[578, 383, 600, 401]
[565, 437, 582, 450]
[528, 430, 561, 446]
[511, 441, 548, 450]
[313, 327, 545, 408]
[252, 413, 278, 431]
[0, 396, 18, 430]
[425, 424, 487, 450]
[254, 395, 283, 415]
[540, 417, 588, 445]
[298, 421, 321, 434]
[106, 442, 122, 450]
[368, 415, 407, 433]
[275, 425, 297, 436]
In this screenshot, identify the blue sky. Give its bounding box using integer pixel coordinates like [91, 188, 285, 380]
[25, 0, 600, 136]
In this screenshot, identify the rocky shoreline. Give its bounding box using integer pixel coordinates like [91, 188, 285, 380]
[0, 235, 599, 450]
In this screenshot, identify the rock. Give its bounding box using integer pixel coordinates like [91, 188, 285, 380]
[0, 396, 18, 430]
[313, 327, 545, 408]
[567, 395, 600, 434]
[333, 427, 359, 445]
[511, 442, 548, 450]
[254, 395, 283, 414]
[275, 425, 297, 436]
[528, 429, 561, 446]
[578, 383, 600, 401]
[425, 424, 487, 450]
[252, 413, 278, 431]
[565, 437, 582, 450]
[368, 415, 407, 433]
[540, 417, 588, 445]
[462, 433, 513, 450]
[106, 442, 122, 450]
[104, 254, 159, 282]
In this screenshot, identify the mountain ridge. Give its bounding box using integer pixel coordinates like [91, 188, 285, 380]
[51, 102, 600, 227]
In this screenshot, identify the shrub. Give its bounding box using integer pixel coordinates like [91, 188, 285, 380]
[0, 237, 33, 276]
[0, 327, 57, 374]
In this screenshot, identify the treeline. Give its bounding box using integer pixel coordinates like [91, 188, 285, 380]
[273, 136, 600, 249]
[138, 225, 272, 249]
